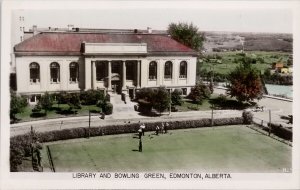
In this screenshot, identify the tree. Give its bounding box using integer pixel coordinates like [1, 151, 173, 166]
[39, 92, 53, 115]
[66, 93, 81, 112]
[171, 89, 183, 106]
[136, 87, 170, 115]
[227, 59, 263, 102]
[10, 91, 28, 121]
[152, 87, 170, 115]
[167, 22, 204, 51]
[188, 82, 211, 105]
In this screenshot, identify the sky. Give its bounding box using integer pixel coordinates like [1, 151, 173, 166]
[13, 8, 292, 33]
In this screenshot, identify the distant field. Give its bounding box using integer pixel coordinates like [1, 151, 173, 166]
[42, 125, 291, 172]
[199, 51, 290, 75]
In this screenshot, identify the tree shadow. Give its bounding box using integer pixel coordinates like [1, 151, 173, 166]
[209, 98, 256, 110]
[138, 112, 160, 117]
[56, 109, 78, 115]
[131, 149, 139, 152]
[30, 112, 46, 118]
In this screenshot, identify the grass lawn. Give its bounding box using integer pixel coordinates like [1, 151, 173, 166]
[42, 125, 291, 172]
[199, 51, 290, 75]
[15, 103, 101, 123]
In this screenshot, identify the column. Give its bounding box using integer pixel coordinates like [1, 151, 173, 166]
[85, 58, 92, 90]
[122, 61, 126, 89]
[172, 61, 176, 85]
[137, 60, 141, 88]
[92, 61, 96, 89]
[108, 61, 112, 90]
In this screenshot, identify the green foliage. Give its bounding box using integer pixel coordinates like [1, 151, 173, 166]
[188, 82, 211, 105]
[39, 92, 54, 114]
[136, 87, 170, 114]
[242, 110, 253, 124]
[80, 89, 105, 105]
[10, 91, 28, 120]
[167, 22, 204, 51]
[227, 58, 263, 102]
[102, 102, 113, 115]
[32, 104, 42, 113]
[66, 93, 81, 111]
[171, 89, 183, 106]
[152, 87, 171, 114]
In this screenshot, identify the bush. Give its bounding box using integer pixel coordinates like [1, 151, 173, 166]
[188, 81, 211, 105]
[269, 123, 292, 141]
[80, 90, 105, 105]
[103, 102, 113, 115]
[32, 104, 42, 113]
[242, 110, 253, 124]
[171, 89, 183, 106]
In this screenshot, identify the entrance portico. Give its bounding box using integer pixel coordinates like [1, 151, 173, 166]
[89, 59, 141, 94]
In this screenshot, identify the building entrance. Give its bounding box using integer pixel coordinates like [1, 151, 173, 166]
[111, 81, 121, 94]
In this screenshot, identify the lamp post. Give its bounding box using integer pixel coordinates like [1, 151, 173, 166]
[88, 110, 91, 138]
[169, 89, 172, 116]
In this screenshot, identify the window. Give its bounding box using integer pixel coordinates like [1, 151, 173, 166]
[96, 61, 107, 81]
[149, 61, 157, 80]
[164, 61, 173, 79]
[179, 61, 187, 78]
[69, 62, 79, 83]
[50, 62, 60, 83]
[181, 88, 187, 95]
[126, 61, 134, 80]
[29, 62, 40, 83]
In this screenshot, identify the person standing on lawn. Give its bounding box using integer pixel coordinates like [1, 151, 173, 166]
[139, 139, 143, 152]
[141, 123, 146, 136]
[155, 125, 160, 135]
[138, 128, 142, 139]
[165, 122, 169, 133]
[161, 122, 164, 134]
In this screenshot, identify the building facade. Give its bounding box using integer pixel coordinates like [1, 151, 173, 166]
[14, 31, 198, 104]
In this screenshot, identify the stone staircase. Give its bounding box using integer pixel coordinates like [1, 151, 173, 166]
[109, 93, 139, 119]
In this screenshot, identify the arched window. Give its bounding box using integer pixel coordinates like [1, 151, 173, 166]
[69, 62, 79, 83]
[50, 62, 60, 83]
[164, 61, 173, 79]
[179, 61, 187, 78]
[29, 62, 40, 83]
[149, 61, 157, 80]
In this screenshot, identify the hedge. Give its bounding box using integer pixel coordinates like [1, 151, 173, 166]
[11, 117, 244, 144]
[270, 123, 293, 141]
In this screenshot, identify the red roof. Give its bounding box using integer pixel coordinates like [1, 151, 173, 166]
[14, 32, 197, 56]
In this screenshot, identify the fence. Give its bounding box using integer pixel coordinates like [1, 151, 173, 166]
[252, 116, 292, 146]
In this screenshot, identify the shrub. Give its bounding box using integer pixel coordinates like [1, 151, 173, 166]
[103, 102, 113, 115]
[171, 89, 183, 106]
[80, 90, 105, 105]
[242, 110, 253, 124]
[32, 104, 42, 113]
[10, 91, 28, 121]
[188, 81, 211, 105]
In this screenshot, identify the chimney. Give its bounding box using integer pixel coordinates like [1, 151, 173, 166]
[32, 25, 38, 35]
[68, 24, 74, 31]
[147, 27, 152, 34]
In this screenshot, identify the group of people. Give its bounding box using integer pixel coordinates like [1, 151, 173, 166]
[155, 122, 169, 135]
[136, 121, 170, 152]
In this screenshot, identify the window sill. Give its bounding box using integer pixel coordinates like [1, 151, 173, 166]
[164, 79, 172, 81]
[148, 79, 157, 81]
[50, 82, 60, 84]
[30, 82, 40, 85]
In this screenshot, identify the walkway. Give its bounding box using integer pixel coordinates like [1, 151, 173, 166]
[10, 87, 293, 136]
